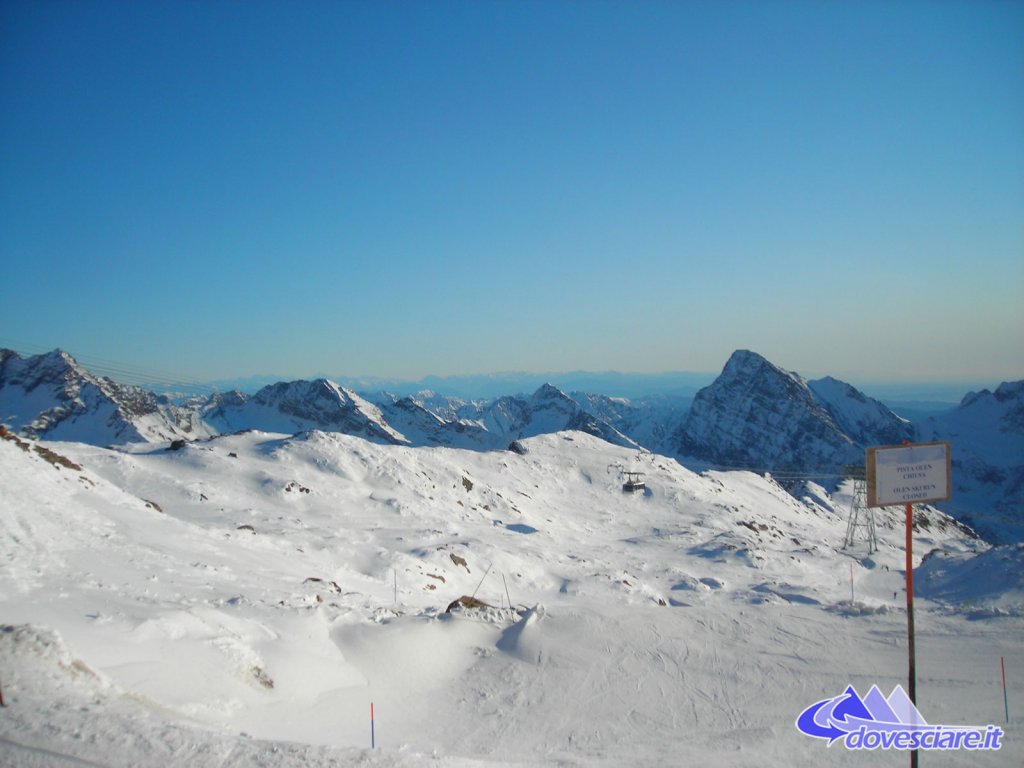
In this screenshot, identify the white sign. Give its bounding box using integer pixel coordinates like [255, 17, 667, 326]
[866, 441, 951, 507]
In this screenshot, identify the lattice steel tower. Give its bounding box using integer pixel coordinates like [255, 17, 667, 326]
[842, 464, 877, 553]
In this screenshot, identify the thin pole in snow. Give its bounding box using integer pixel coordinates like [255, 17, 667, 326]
[371, 701, 375, 749]
[471, 562, 492, 600]
[1002, 656, 1010, 723]
[502, 573, 513, 610]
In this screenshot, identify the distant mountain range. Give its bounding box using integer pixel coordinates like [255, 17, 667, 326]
[196, 372, 985, 412]
[1, 347, 1020, 543]
[202, 370, 716, 401]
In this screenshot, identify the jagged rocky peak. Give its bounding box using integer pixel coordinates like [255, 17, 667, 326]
[532, 382, 569, 400]
[452, 382, 637, 448]
[524, 383, 638, 448]
[208, 377, 407, 445]
[377, 394, 444, 432]
[0, 348, 191, 444]
[676, 350, 929, 478]
[995, 380, 1024, 406]
[2, 348, 91, 392]
[675, 350, 859, 473]
[376, 394, 498, 449]
[960, 380, 1024, 411]
[527, 382, 584, 414]
[253, 378, 356, 413]
[687, 349, 826, 419]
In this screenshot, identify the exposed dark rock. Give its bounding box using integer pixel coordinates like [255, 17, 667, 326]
[445, 595, 494, 613]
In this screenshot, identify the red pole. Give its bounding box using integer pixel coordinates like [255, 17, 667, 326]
[371, 701, 375, 749]
[906, 502, 918, 768]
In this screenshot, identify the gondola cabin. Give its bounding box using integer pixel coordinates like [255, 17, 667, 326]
[622, 471, 645, 493]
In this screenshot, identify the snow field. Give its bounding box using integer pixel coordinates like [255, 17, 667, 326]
[0, 430, 1020, 766]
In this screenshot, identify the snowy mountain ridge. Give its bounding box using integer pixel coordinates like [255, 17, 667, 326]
[202, 378, 407, 445]
[2, 347, 1019, 543]
[916, 380, 1024, 543]
[0, 348, 210, 444]
[0, 349, 641, 453]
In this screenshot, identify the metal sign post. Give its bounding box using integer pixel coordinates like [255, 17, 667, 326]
[866, 441, 952, 768]
[866, 441, 951, 508]
[905, 499, 916, 762]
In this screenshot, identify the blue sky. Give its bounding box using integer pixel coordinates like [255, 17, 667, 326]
[1, 0, 1022, 387]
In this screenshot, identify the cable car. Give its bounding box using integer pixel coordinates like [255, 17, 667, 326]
[622, 471, 645, 493]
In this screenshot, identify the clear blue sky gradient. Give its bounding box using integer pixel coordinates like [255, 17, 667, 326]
[2, 0, 1022, 385]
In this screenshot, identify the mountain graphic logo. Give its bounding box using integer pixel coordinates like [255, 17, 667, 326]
[796, 684, 1002, 751]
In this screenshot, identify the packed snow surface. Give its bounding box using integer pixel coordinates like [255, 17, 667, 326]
[0, 430, 1020, 766]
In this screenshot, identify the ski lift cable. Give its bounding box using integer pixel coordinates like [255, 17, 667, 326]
[697, 463, 860, 481]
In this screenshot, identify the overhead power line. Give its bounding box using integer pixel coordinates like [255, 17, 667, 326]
[0, 338, 219, 394]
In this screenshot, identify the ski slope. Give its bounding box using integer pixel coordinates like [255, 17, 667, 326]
[0, 429, 1020, 766]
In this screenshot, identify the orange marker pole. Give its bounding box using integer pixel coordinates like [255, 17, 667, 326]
[371, 701, 375, 749]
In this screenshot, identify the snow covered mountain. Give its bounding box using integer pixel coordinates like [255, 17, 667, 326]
[0, 349, 209, 444]
[458, 383, 639, 449]
[375, 394, 498, 449]
[0, 351, 636, 452]
[807, 375, 914, 447]
[368, 385, 640, 450]
[202, 378, 407, 445]
[672, 350, 1022, 545]
[569, 391, 690, 455]
[3, 348, 1018, 547]
[916, 381, 1024, 544]
[674, 350, 908, 474]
